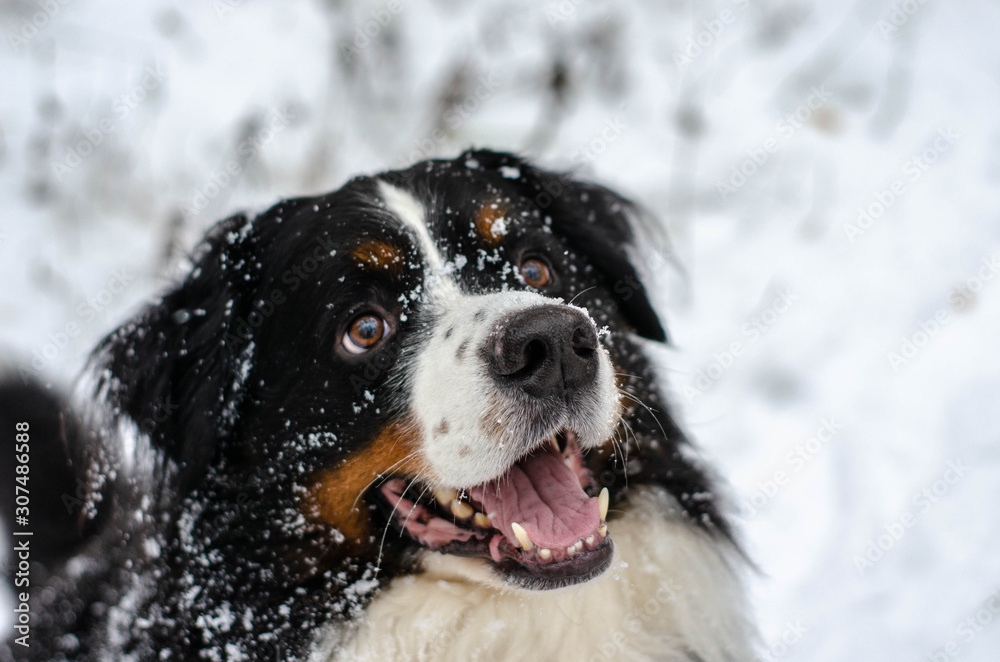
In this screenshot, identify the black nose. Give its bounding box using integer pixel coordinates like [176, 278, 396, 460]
[487, 305, 600, 399]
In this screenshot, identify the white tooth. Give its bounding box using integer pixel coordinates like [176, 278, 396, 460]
[585, 535, 595, 546]
[539, 548, 552, 560]
[474, 512, 492, 528]
[566, 544, 576, 556]
[434, 487, 458, 505]
[598, 523, 608, 537]
[511, 522, 534, 551]
[573, 540, 584, 552]
[599, 487, 609, 521]
[451, 500, 473, 519]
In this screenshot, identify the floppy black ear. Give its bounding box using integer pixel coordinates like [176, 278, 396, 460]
[92, 213, 265, 489]
[468, 150, 668, 343]
[547, 181, 667, 343]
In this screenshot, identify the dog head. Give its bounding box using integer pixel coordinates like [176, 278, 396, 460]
[90, 150, 725, 598]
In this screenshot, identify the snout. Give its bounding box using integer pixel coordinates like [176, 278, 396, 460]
[413, 291, 620, 488]
[487, 305, 599, 400]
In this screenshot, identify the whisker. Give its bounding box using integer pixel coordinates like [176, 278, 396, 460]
[376, 477, 426, 573]
[617, 419, 638, 490]
[608, 426, 627, 480]
[620, 416, 639, 453]
[348, 422, 420, 507]
[620, 387, 670, 444]
[614, 372, 646, 380]
[567, 286, 597, 306]
[400, 482, 431, 531]
[350, 448, 422, 514]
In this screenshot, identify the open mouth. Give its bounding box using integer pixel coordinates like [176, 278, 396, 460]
[377, 430, 613, 589]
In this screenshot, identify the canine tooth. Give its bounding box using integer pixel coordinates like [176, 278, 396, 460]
[539, 548, 552, 560]
[599, 487, 609, 521]
[598, 524, 608, 538]
[511, 522, 534, 551]
[474, 512, 492, 528]
[451, 500, 474, 518]
[434, 487, 458, 505]
[549, 436, 559, 452]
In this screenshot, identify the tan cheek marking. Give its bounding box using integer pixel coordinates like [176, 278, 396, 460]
[351, 239, 404, 273]
[474, 201, 509, 247]
[302, 420, 427, 541]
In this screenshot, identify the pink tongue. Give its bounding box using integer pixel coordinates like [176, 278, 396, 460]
[469, 443, 599, 551]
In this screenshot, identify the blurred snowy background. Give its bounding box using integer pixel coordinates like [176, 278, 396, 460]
[2, 0, 1000, 659]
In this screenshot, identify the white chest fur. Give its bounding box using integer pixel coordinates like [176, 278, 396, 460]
[314, 487, 754, 662]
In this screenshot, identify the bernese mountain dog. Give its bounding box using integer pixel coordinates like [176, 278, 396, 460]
[1, 150, 753, 661]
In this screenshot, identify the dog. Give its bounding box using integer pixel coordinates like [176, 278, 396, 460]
[1, 150, 753, 661]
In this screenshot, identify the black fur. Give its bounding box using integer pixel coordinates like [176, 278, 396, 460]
[0, 381, 97, 570]
[2, 150, 729, 661]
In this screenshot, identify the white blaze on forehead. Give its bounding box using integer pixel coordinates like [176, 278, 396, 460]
[377, 180, 444, 270]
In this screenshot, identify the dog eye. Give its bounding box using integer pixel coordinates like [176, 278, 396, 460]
[344, 313, 387, 354]
[520, 258, 552, 288]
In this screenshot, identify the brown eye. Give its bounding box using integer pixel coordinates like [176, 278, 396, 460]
[520, 258, 552, 288]
[344, 313, 386, 354]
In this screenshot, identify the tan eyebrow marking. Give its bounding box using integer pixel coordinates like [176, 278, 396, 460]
[351, 239, 404, 274]
[474, 200, 509, 247]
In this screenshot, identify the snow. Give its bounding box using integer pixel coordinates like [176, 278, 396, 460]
[2, 0, 999, 659]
